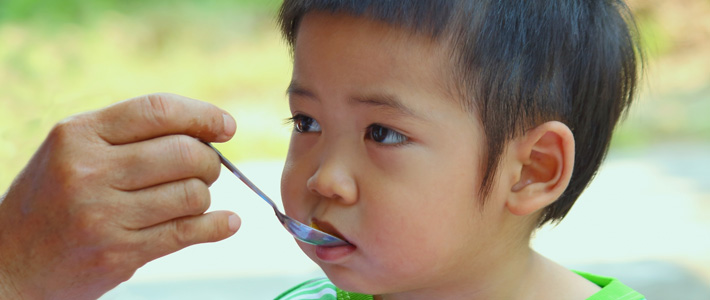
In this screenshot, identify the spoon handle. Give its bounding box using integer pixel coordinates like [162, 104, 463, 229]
[205, 143, 278, 208]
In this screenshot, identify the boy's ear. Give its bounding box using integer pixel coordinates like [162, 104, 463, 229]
[506, 121, 575, 217]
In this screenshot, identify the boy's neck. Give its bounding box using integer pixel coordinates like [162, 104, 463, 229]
[373, 243, 536, 300]
[520, 252, 602, 300]
[373, 249, 599, 300]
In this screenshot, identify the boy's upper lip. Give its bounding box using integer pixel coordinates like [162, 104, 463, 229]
[311, 218, 350, 243]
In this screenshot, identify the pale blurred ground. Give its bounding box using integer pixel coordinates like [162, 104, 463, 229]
[98, 142, 710, 300]
[535, 143, 710, 300]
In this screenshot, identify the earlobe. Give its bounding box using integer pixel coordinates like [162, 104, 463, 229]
[507, 121, 574, 217]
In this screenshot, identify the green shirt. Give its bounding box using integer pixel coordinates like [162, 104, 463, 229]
[274, 271, 645, 300]
[574, 271, 647, 300]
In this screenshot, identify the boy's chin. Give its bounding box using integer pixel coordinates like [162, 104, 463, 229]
[320, 268, 373, 295]
[298, 243, 384, 294]
[315, 261, 389, 296]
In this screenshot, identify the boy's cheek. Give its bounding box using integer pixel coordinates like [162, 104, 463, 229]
[280, 169, 307, 216]
[280, 167, 296, 204]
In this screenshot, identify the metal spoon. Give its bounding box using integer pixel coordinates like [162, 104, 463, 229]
[206, 143, 350, 247]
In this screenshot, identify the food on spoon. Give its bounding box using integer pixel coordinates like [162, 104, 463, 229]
[310, 221, 321, 231]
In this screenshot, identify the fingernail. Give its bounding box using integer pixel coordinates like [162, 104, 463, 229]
[228, 214, 241, 232]
[221, 113, 236, 140]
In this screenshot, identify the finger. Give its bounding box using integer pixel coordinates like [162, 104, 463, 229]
[120, 178, 211, 229]
[94, 93, 237, 145]
[138, 211, 241, 261]
[112, 135, 220, 191]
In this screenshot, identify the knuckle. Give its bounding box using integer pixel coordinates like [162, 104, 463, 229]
[172, 136, 217, 184]
[55, 164, 93, 197]
[47, 149, 104, 198]
[71, 207, 109, 241]
[52, 150, 104, 191]
[141, 93, 174, 127]
[172, 219, 197, 248]
[48, 115, 89, 145]
[49, 119, 73, 140]
[180, 178, 210, 214]
[173, 135, 201, 169]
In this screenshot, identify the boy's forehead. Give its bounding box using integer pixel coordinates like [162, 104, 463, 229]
[297, 11, 449, 59]
[293, 11, 462, 107]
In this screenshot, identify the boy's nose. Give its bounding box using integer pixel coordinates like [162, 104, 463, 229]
[306, 149, 357, 205]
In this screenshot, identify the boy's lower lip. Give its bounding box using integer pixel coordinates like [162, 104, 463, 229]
[315, 244, 357, 262]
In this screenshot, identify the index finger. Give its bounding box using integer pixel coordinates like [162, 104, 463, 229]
[93, 93, 237, 145]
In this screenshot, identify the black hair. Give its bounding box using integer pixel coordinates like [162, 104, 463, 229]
[278, 0, 642, 226]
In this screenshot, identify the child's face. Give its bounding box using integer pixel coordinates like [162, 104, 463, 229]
[281, 13, 513, 294]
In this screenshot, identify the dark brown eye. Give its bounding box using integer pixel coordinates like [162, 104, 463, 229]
[367, 124, 408, 144]
[292, 114, 321, 133]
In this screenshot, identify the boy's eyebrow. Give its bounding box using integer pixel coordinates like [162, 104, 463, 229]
[349, 93, 421, 119]
[287, 81, 422, 119]
[286, 81, 317, 100]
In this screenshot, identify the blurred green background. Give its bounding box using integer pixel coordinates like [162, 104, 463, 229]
[1, 0, 709, 193]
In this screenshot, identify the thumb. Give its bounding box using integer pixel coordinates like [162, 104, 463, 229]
[140, 211, 241, 261]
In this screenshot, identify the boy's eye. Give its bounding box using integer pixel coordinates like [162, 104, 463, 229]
[367, 124, 408, 145]
[290, 114, 321, 133]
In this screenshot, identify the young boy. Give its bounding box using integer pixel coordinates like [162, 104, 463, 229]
[274, 0, 645, 299]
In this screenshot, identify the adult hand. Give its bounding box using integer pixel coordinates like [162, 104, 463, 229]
[0, 93, 241, 299]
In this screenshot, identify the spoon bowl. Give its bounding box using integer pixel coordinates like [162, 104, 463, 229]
[206, 143, 350, 247]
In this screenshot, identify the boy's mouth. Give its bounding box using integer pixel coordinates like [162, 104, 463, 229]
[310, 218, 357, 262]
[310, 219, 348, 242]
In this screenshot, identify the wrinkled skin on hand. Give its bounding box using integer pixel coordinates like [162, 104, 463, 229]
[0, 93, 241, 299]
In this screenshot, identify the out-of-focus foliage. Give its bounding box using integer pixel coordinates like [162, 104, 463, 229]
[612, 0, 710, 146]
[1, 0, 709, 192]
[0, 0, 275, 24]
[0, 0, 290, 191]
